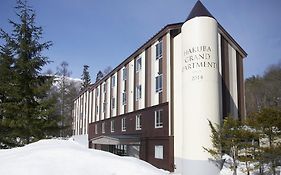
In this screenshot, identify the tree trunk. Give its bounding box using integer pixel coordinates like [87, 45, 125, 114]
[259, 166, 262, 174]
[232, 155, 237, 175]
[246, 161, 250, 175]
[272, 160, 276, 175]
[233, 167, 237, 175]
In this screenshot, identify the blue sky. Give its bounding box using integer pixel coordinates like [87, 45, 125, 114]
[0, 0, 281, 79]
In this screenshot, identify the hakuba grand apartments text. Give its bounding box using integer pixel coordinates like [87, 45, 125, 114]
[72, 1, 247, 175]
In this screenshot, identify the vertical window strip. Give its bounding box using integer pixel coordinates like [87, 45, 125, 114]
[136, 85, 142, 100]
[123, 67, 127, 80]
[155, 109, 163, 128]
[136, 57, 142, 72]
[121, 118, 126, 131]
[155, 74, 163, 93]
[136, 114, 142, 130]
[122, 92, 126, 105]
[111, 97, 115, 109]
[111, 120, 115, 132]
[102, 122, 105, 133]
[156, 41, 163, 60]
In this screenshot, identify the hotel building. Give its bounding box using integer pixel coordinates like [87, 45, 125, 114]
[72, 1, 247, 174]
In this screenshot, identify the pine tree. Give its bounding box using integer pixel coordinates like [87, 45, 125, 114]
[221, 117, 242, 175]
[0, 0, 60, 146]
[96, 70, 103, 83]
[81, 65, 91, 90]
[206, 110, 281, 175]
[103, 66, 112, 76]
[236, 120, 259, 175]
[0, 40, 19, 148]
[254, 108, 281, 175]
[205, 117, 243, 175]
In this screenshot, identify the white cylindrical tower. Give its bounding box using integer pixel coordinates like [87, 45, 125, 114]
[181, 2, 222, 175]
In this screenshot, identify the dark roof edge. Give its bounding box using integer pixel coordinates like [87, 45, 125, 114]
[74, 22, 247, 101]
[76, 84, 94, 97]
[99, 22, 183, 86]
[218, 23, 247, 58]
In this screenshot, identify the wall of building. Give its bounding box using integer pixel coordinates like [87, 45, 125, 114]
[73, 32, 171, 137]
[220, 33, 245, 120]
[172, 32, 183, 173]
[88, 103, 174, 171]
[171, 23, 246, 174]
[72, 22, 246, 173]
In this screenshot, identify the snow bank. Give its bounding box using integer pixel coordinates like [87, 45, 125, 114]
[0, 139, 168, 175]
[72, 134, 88, 148]
[220, 154, 281, 175]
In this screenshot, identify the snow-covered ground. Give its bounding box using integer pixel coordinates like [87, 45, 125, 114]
[0, 139, 279, 175]
[0, 139, 168, 175]
[220, 154, 281, 175]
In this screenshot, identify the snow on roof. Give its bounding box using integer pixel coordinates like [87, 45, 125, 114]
[0, 139, 168, 175]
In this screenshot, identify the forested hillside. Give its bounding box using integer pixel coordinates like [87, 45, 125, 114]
[245, 62, 281, 114]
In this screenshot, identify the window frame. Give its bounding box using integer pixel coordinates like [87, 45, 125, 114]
[156, 40, 163, 60]
[95, 124, 98, 134]
[136, 57, 142, 72]
[101, 122, 105, 133]
[155, 74, 163, 93]
[154, 145, 164, 159]
[103, 83, 107, 93]
[111, 120, 115, 133]
[96, 105, 99, 115]
[136, 84, 142, 100]
[103, 102, 107, 113]
[136, 114, 142, 130]
[122, 67, 127, 81]
[111, 97, 115, 109]
[122, 92, 127, 105]
[155, 109, 163, 128]
[121, 118, 126, 132]
[111, 75, 115, 87]
[96, 87, 99, 97]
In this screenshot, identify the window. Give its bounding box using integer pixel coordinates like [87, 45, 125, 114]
[96, 88, 99, 97]
[95, 124, 98, 134]
[121, 118, 126, 131]
[111, 120, 115, 132]
[102, 122, 105, 133]
[136, 57, 142, 72]
[136, 85, 142, 100]
[96, 106, 99, 114]
[156, 41, 163, 60]
[136, 114, 142, 130]
[154, 145, 164, 159]
[122, 92, 126, 105]
[81, 97, 83, 116]
[103, 93, 106, 102]
[155, 74, 163, 93]
[155, 109, 163, 128]
[103, 83, 107, 92]
[123, 67, 127, 80]
[111, 97, 115, 109]
[103, 102, 107, 113]
[111, 76, 115, 87]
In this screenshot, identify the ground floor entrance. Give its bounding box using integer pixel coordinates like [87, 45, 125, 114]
[97, 144, 140, 158]
[89, 135, 174, 172]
